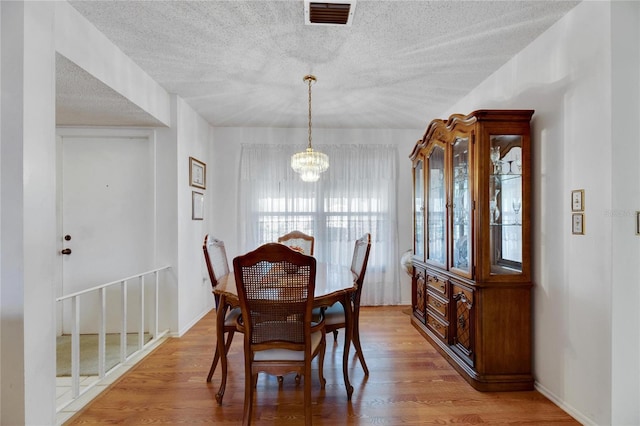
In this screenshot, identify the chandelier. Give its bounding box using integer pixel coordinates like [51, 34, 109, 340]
[291, 75, 329, 182]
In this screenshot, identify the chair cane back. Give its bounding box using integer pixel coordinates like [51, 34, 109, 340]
[233, 243, 326, 426]
[277, 230, 315, 256]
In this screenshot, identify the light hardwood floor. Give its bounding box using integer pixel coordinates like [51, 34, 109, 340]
[65, 306, 579, 425]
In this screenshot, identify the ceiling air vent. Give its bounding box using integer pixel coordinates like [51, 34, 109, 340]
[304, 1, 356, 26]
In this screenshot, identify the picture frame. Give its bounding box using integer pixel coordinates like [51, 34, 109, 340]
[192, 191, 204, 220]
[189, 157, 206, 189]
[571, 189, 584, 212]
[572, 213, 584, 235]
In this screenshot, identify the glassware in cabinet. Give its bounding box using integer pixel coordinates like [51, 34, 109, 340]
[489, 135, 523, 275]
[427, 145, 445, 266]
[451, 137, 471, 275]
[413, 158, 425, 261]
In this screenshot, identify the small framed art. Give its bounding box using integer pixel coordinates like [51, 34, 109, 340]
[572, 213, 584, 235]
[571, 189, 584, 212]
[189, 157, 206, 189]
[192, 191, 204, 220]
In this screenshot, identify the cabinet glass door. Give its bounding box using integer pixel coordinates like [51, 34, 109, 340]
[413, 159, 425, 260]
[427, 145, 445, 265]
[451, 137, 471, 275]
[489, 135, 523, 274]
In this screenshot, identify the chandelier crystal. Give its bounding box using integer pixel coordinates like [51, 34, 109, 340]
[291, 75, 329, 182]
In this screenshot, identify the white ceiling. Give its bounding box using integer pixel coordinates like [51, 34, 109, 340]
[58, 0, 580, 129]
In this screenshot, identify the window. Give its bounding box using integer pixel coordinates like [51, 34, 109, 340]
[239, 144, 400, 305]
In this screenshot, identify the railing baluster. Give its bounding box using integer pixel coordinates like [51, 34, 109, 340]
[98, 287, 106, 378]
[154, 271, 159, 339]
[55, 266, 170, 412]
[139, 275, 145, 350]
[71, 296, 80, 398]
[121, 280, 128, 363]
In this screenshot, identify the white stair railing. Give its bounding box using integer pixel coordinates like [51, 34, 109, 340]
[55, 266, 171, 409]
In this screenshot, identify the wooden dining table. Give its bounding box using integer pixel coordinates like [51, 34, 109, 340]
[212, 261, 358, 403]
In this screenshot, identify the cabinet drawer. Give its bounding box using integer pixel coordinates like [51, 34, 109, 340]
[427, 293, 447, 318]
[427, 273, 448, 296]
[426, 313, 448, 341]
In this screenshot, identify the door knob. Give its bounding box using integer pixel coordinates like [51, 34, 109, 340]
[61, 248, 72, 255]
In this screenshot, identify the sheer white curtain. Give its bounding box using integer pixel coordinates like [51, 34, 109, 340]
[238, 144, 400, 305]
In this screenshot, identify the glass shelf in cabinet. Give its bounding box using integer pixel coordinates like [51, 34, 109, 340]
[491, 172, 522, 180]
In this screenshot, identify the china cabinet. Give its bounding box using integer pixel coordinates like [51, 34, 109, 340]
[410, 110, 534, 391]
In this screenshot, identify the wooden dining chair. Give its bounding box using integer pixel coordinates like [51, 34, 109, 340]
[233, 243, 326, 426]
[322, 233, 371, 375]
[278, 230, 315, 256]
[202, 234, 242, 382]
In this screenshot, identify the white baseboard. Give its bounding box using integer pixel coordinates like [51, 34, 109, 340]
[535, 381, 593, 425]
[176, 307, 213, 337]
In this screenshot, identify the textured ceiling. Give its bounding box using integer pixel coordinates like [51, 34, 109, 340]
[60, 0, 579, 129]
[56, 54, 165, 127]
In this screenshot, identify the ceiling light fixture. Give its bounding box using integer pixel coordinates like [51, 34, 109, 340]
[291, 75, 329, 182]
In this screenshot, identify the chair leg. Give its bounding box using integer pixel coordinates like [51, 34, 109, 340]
[224, 330, 235, 353]
[332, 330, 338, 342]
[207, 330, 235, 382]
[242, 368, 255, 426]
[206, 345, 219, 383]
[353, 335, 369, 376]
[304, 364, 312, 426]
[352, 317, 369, 376]
[318, 334, 326, 389]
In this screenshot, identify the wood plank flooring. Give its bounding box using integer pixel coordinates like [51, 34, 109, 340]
[65, 306, 579, 425]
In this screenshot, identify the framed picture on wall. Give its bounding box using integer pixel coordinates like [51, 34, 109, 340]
[192, 191, 204, 220]
[189, 157, 206, 189]
[571, 189, 584, 212]
[572, 213, 584, 235]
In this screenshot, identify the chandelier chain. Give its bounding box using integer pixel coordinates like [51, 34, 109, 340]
[307, 76, 312, 149]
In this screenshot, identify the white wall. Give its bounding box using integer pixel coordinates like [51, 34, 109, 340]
[610, 2, 640, 425]
[444, 2, 638, 425]
[155, 96, 180, 334]
[1, 2, 58, 425]
[0, 3, 25, 423]
[210, 127, 421, 305]
[1, 3, 28, 424]
[176, 96, 216, 334]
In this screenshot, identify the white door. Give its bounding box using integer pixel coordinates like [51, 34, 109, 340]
[59, 133, 154, 334]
